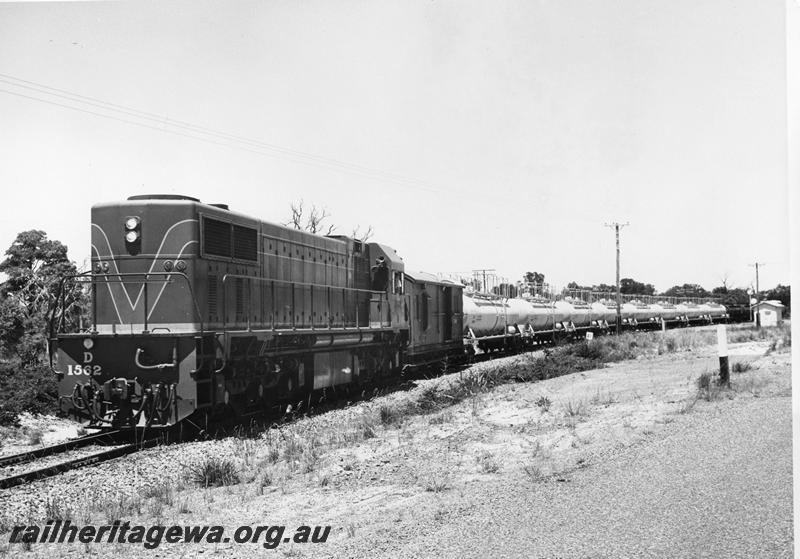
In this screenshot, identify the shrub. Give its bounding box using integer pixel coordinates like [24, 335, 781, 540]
[379, 404, 401, 426]
[189, 457, 240, 487]
[731, 361, 752, 373]
[476, 451, 500, 473]
[535, 395, 551, 411]
[0, 361, 58, 426]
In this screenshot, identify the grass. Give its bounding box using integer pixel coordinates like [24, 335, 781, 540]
[424, 474, 451, 493]
[731, 361, 753, 373]
[523, 463, 544, 481]
[44, 496, 73, 522]
[188, 457, 241, 487]
[696, 371, 731, 402]
[590, 387, 618, 406]
[379, 404, 401, 427]
[25, 428, 44, 446]
[475, 450, 501, 473]
[535, 395, 551, 411]
[561, 397, 588, 418]
[405, 323, 791, 418]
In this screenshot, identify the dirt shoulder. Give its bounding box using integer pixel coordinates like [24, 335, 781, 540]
[0, 338, 791, 558]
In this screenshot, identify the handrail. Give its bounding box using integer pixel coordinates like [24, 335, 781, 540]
[49, 271, 205, 337]
[135, 346, 177, 370]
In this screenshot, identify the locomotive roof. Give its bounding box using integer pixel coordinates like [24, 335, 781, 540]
[405, 270, 460, 287]
[95, 195, 354, 249]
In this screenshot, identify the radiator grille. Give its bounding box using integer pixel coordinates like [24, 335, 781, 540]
[233, 225, 257, 261]
[203, 218, 231, 257]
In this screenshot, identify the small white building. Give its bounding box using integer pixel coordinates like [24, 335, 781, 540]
[752, 300, 786, 327]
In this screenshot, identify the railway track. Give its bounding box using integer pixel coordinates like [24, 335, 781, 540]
[0, 430, 124, 470]
[0, 432, 163, 490]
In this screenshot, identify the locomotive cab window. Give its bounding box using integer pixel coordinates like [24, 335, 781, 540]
[393, 272, 404, 295]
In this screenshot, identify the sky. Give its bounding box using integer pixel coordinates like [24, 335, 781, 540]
[0, 0, 794, 294]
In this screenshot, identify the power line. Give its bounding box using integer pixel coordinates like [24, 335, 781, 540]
[0, 72, 449, 194]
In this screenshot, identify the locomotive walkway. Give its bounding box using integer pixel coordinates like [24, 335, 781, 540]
[398, 393, 793, 558]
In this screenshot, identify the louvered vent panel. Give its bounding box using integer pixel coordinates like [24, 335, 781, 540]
[208, 275, 217, 315]
[235, 278, 244, 315]
[203, 218, 231, 257]
[233, 225, 258, 261]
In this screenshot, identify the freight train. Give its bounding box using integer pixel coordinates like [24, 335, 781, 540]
[49, 195, 727, 429]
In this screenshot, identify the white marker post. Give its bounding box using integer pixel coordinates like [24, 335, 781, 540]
[716, 324, 729, 386]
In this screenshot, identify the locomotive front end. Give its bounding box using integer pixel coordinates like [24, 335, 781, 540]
[53, 195, 204, 429]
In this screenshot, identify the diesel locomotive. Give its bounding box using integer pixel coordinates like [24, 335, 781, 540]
[51, 195, 463, 429]
[50, 195, 727, 430]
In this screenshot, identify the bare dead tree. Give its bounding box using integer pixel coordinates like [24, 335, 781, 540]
[286, 200, 305, 230]
[307, 206, 335, 235]
[286, 200, 375, 240]
[351, 224, 374, 242]
[286, 200, 336, 235]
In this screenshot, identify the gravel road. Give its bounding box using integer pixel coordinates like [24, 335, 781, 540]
[383, 394, 793, 559]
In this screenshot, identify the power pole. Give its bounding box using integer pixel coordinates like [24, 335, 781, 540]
[472, 269, 495, 294]
[605, 222, 629, 335]
[748, 262, 765, 328]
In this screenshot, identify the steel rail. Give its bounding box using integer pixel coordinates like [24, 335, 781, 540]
[0, 430, 124, 469]
[0, 437, 161, 490]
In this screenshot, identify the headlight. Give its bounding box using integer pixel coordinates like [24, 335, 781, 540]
[125, 217, 140, 230]
[125, 231, 140, 243]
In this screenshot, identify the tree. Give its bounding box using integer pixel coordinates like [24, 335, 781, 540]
[566, 281, 618, 294]
[619, 278, 655, 296]
[662, 284, 709, 299]
[523, 271, 545, 284]
[286, 200, 373, 241]
[0, 230, 87, 424]
[763, 284, 790, 313]
[592, 283, 617, 293]
[286, 200, 335, 235]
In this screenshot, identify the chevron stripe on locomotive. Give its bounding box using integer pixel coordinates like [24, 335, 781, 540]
[52, 195, 464, 428]
[51, 195, 728, 429]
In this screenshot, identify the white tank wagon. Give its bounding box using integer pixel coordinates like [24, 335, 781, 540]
[653, 302, 681, 322]
[620, 302, 640, 326]
[630, 300, 663, 328]
[462, 294, 507, 338]
[463, 290, 727, 355]
[463, 294, 562, 340]
[506, 297, 556, 332]
[560, 298, 589, 328]
[682, 302, 705, 322]
[463, 293, 615, 353]
[590, 301, 617, 324]
[525, 298, 558, 330]
[705, 302, 729, 321]
[553, 300, 576, 330]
